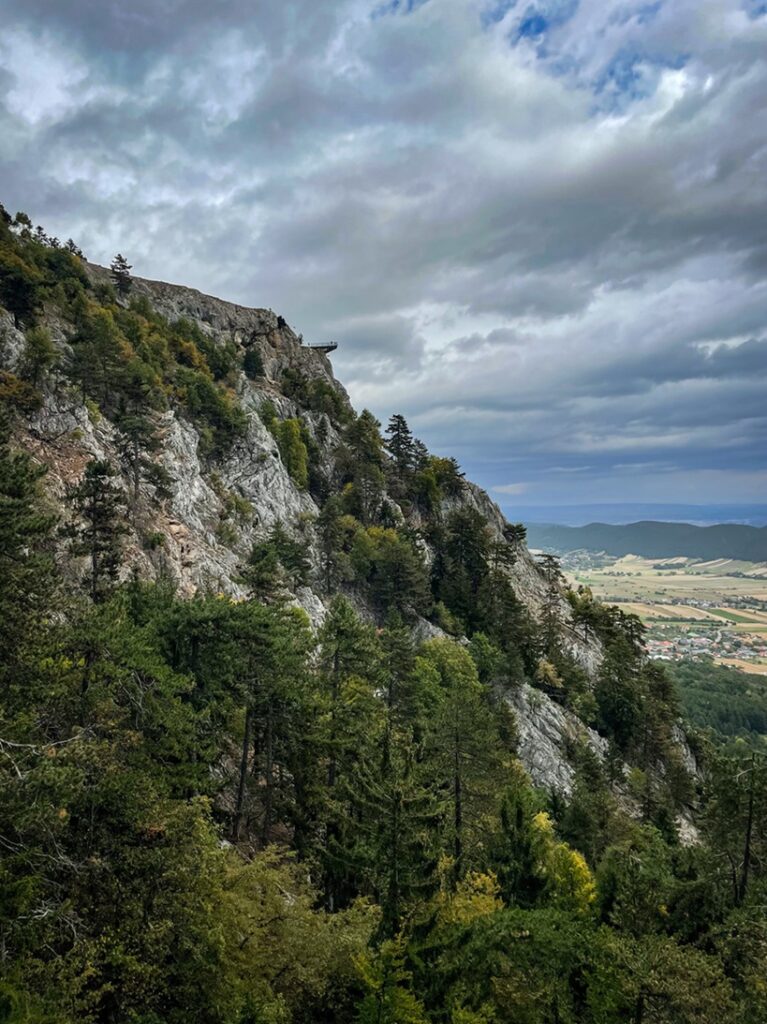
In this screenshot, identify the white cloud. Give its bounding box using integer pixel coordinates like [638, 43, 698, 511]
[493, 483, 531, 495]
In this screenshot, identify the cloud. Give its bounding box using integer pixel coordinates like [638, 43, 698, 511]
[493, 482, 531, 495]
[0, 0, 766, 505]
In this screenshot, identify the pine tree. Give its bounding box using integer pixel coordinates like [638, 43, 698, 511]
[64, 459, 129, 603]
[0, 248, 40, 327]
[20, 325, 57, 386]
[0, 411, 56, 693]
[317, 494, 346, 593]
[317, 597, 382, 908]
[436, 508, 490, 631]
[412, 437, 430, 472]
[68, 307, 127, 409]
[418, 639, 507, 885]
[110, 253, 133, 297]
[385, 414, 416, 475]
[114, 410, 171, 507]
[243, 346, 265, 379]
[538, 552, 565, 656]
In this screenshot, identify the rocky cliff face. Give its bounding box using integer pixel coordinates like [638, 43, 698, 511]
[2, 264, 700, 815]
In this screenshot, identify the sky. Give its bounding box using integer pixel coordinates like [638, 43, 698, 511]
[1, 0, 766, 513]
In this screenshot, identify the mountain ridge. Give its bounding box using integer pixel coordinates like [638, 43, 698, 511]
[526, 519, 767, 562]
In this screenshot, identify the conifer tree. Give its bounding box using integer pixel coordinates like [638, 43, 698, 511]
[317, 493, 346, 593]
[436, 507, 490, 631]
[64, 459, 129, 603]
[68, 308, 126, 409]
[114, 410, 172, 506]
[0, 411, 56, 692]
[418, 639, 507, 885]
[412, 437, 430, 471]
[0, 248, 40, 327]
[538, 552, 565, 656]
[243, 346, 265, 379]
[110, 253, 133, 297]
[385, 414, 416, 475]
[317, 597, 382, 907]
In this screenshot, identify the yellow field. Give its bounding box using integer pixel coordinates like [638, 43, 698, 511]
[719, 659, 767, 676]
[568, 555, 767, 606]
[611, 602, 723, 622]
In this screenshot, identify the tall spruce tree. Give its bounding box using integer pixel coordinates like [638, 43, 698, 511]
[538, 552, 565, 656]
[385, 414, 416, 475]
[0, 411, 56, 693]
[64, 459, 129, 603]
[417, 639, 507, 885]
[316, 493, 346, 593]
[114, 410, 172, 507]
[110, 253, 133, 297]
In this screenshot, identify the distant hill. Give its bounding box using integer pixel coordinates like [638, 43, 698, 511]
[512, 503, 767, 526]
[525, 520, 767, 561]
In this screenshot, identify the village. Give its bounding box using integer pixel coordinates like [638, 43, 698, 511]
[645, 621, 767, 669]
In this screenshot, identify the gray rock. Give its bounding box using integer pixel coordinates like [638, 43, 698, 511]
[509, 683, 608, 798]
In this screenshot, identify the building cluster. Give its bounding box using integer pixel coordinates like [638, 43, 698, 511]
[647, 626, 767, 666]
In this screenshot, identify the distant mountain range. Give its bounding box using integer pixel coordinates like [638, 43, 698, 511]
[512, 503, 767, 527]
[524, 520, 767, 562]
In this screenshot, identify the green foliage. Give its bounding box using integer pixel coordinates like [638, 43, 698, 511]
[0, 411, 56, 696]
[0, 369, 42, 413]
[62, 459, 129, 603]
[0, 244, 42, 327]
[110, 252, 132, 297]
[174, 366, 247, 456]
[241, 523, 312, 598]
[282, 367, 351, 424]
[115, 409, 172, 505]
[21, 324, 57, 385]
[350, 524, 430, 618]
[272, 417, 309, 489]
[669, 659, 767, 750]
[0, 219, 249, 459]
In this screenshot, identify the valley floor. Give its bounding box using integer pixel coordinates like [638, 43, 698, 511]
[563, 553, 767, 674]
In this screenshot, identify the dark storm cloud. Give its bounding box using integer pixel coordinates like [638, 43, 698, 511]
[1, 0, 766, 504]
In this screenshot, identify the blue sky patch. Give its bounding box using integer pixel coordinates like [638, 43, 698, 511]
[518, 12, 548, 36]
[743, 0, 767, 17]
[481, 1, 518, 28]
[510, 0, 579, 42]
[595, 48, 688, 111]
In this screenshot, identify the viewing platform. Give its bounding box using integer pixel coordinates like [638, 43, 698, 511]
[305, 341, 338, 355]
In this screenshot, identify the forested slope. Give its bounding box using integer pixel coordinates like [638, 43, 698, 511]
[1, 205, 766, 1023]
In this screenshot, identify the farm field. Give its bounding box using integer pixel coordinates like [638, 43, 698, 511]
[718, 658, 767, 676]
[566, 554, 767, 605]
[562, 553, 767, 673]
